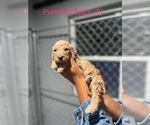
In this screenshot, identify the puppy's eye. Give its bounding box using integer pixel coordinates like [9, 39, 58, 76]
[64, 48, 69, 51]
[53, 49, 57, 52]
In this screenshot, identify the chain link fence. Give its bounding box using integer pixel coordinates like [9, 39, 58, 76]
[74, 15, 122, 98]
[123, 15, 150, 55]
[76, 16, 122, 56]
[122, 13, 150, 100]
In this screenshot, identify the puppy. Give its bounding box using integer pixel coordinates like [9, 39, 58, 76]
[51, 40, 105, 114]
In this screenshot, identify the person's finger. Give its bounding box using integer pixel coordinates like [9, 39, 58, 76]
[70, 58, 78, 68]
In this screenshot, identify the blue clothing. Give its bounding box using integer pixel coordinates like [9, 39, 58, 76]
[73, 99, 150, 125]
[73, 99, 130, 125]
[73, 99, 110, 125]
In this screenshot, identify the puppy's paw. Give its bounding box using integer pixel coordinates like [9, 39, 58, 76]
[85, 105, 98, 114]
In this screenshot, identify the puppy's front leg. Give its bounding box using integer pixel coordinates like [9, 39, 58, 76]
[85, 77, 102, 114]
[85, 91, 100, 114]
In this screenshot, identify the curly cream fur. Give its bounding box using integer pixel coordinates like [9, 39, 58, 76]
[51, 40, 104, 114]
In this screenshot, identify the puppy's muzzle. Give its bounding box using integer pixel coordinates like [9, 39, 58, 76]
[58, 56, 64, 61]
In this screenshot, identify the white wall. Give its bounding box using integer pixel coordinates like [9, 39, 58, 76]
[0, 0, 28, 30]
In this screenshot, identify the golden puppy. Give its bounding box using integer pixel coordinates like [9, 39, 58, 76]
[51, 40, 105, 114]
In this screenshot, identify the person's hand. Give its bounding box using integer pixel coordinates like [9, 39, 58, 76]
[100, 76, 107, 95]
[61, 58, 84, 84]
[61, 58, 107, 95]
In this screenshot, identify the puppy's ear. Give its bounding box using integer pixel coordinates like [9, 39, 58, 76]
[51, 52, 54, 60]
[51, 60, 57, 70]
[51, 46, 56, 60]
[71, 47, 77, 59]
[51, 47, 57, 70]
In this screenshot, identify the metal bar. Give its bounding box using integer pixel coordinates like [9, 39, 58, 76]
[123, 13, 150, 19]
[71, 7, 122, 21]
[119, 60, 122, 100]
[145, 62, 150, 101]
[29, 29, 43, 125]
[75, 14, 121, 25]
[81, 56, 150, 62]
[14, 36, 28, 39]
[12, 29, 28, 33]
[122, 56, 150, 62]
[123, 7, 150, 15]
[81, 56, 121, 61]
[36, 25, 69, 33]
[38, 34, 68, 39]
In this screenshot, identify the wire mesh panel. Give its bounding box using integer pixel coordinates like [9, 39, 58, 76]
[76, 16, 122, 56]
[122, 14, 150, 100]
[91, 61, 120, 97]
[73, 15, 122, 98]
[122, 61, 146, 98]
[122, 15, 150, 55]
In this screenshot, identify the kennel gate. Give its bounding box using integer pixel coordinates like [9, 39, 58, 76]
[29, 7, 150, 125]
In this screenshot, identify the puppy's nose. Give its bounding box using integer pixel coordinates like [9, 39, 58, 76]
[58, 56, 64, 61]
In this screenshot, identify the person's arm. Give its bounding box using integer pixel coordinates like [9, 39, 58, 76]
[61, 58, 90, 104]
[122, 94, 150, 122]
[101, 94, 122, 121]
[61, 58, 122, 121]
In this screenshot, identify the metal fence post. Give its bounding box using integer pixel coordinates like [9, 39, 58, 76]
[145, 61, 150, 101]
[29, 28, 43, 125]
